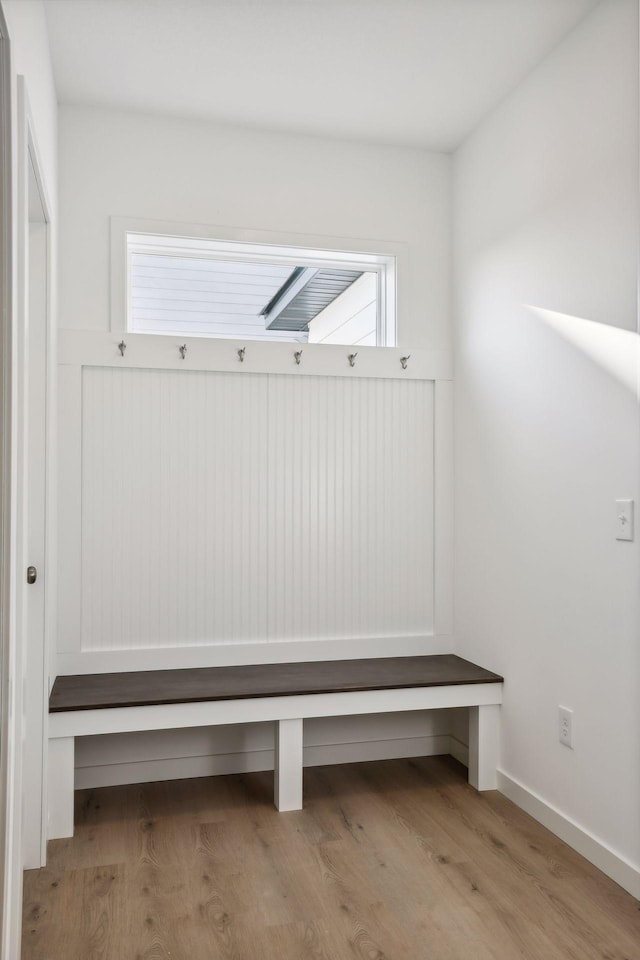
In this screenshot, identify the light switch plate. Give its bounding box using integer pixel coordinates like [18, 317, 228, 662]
[616, 499, 634, 541]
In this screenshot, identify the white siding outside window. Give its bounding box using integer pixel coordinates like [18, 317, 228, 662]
[129, 254, 302, 341]
[307, 273, 377, 346]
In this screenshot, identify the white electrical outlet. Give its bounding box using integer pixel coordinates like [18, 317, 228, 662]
[559, 706, 573, 749]
[616, 499, 634, 541]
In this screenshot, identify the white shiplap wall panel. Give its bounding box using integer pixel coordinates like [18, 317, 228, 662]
[267, 375, 434, 642]
[79, 368, 434, 652]
[81, 367, 268, 649]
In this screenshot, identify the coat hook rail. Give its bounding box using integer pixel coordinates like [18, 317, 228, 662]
[105, 341, 426, 377]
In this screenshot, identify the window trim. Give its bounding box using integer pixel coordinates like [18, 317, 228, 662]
[110, 217, 402, 347]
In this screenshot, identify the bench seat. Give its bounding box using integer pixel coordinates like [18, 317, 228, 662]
[47, 654, 503, 841]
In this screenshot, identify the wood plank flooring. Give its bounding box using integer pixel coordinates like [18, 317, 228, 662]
[22, 757, 640, 960]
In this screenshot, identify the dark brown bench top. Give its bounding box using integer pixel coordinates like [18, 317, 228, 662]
[49, 655, 503, 713]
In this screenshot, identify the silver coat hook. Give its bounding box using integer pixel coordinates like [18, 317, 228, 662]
[238, 347, 246, 363]
[348, 352, 358, 368]
[400, 355, 411, 370]
[179, 344, 187, 360]
[294, 349, 303, 365]
[118, 340, 126, 357]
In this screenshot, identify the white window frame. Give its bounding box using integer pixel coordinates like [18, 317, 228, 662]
[110, 217, 401, 347]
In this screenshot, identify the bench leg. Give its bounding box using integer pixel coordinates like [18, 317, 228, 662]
[48, 737, 75, 840]
[468, 704, 500, 791]
[274, 718, 303, 811]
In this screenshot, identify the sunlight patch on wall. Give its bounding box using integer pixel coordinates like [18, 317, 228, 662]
[528, 306, 639, 395]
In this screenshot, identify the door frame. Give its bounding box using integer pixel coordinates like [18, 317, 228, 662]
[16, 76, 56, 871]
[0, 2, 15, 953]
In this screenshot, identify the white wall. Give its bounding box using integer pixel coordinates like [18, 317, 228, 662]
[453, 0, 639, 895]
[58, 104, 451, 352]
[3, 1, 57, 208]
[0, 0, 57, 952]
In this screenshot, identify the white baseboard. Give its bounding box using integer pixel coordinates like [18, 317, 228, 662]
[497, 770, 640, 901]
[306, 734, 452, 768]
[75, 734, 455, 789]
[76, 749, 273, 789]
[447, 735, 469, 768]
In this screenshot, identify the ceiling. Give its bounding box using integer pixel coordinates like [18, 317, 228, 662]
[44, 0, 598, 151]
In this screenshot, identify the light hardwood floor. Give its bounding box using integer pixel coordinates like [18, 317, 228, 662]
[22, 756, 640, 960]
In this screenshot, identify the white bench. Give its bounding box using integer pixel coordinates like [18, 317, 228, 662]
[47, 654, 503, 840]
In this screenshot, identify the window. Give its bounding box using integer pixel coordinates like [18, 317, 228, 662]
[124, 232, 396, 346]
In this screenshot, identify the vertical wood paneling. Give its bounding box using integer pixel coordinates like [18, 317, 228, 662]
[57, 365, 82, 652]
[267, 375, 434, 643]
[81, 367, 268, 649]
[79, 368, 434, 651]
[434, 379, 454, 636]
